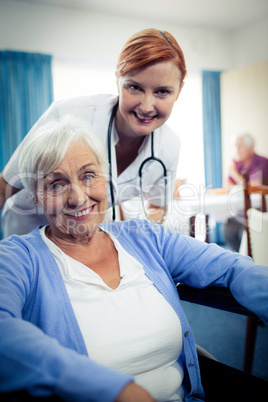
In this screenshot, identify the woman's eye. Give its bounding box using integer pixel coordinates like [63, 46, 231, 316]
[84, 173, 94, 183]
[130, 85, 142, 92]
[156, 89, 170, 96]
[49, 182, 64, 192]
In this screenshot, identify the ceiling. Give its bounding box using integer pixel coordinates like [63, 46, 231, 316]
[14, 0, 268, 32]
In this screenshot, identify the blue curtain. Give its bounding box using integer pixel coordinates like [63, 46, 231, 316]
[202, 70, 224, 243]
[0, 51, 53, 172]
[202, 70, 222, 188]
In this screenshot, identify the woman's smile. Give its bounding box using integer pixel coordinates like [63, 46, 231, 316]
[65, 205, 95, 220]
[134, 111, 158, 124]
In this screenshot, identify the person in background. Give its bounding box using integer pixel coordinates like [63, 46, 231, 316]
[0, 117, 267, 402]
[0, 28, 186, 237]
[227, 133, 268, 187]
[224, 133, 268, 251]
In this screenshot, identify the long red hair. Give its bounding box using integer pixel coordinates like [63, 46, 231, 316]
[116, 28, 187, 85]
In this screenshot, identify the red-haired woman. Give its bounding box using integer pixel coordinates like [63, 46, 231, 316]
[0, 29, 186, 236]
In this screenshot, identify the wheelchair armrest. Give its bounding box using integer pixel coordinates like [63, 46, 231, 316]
[176, 284, 259, 319]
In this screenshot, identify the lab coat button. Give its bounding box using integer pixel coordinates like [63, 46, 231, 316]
[184, 331, 189, 337]
[188, 362, 195, 367]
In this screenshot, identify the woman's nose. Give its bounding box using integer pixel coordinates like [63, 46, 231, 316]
[139, 93, 155, 114]
[67, 183, 87, 207]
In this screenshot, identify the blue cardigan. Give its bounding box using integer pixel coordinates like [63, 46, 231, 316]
[0, 219, 267, 401]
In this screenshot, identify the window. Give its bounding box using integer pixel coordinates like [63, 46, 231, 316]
[167, 71, 204, 189]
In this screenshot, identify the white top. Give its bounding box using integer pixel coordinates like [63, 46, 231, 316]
[2, 94, 180, 236]
[40, 226, 184, 402]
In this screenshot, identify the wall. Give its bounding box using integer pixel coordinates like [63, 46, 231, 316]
[1, 1, 268, 71]
[220, 16, 268, 185]
[220, 60, 268, 184]
[0, 0, 233, 72]
[229, 15, 268, 69]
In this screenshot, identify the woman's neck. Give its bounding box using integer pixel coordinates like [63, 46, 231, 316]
[115, 137, 145, 176]
[45, 224, 104, 250]
[114, 109, 146, 175]
[45, 226, 121, 289]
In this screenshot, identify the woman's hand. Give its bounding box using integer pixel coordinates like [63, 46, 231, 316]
[116, 382, 156, 402]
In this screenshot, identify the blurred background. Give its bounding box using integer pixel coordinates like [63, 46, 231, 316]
[0, 0, 268, 380]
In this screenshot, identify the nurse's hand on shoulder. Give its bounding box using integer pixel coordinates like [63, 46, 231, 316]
[116, 382, 156, 402]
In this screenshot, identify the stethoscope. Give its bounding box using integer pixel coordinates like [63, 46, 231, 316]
[107, 102, 167, 223]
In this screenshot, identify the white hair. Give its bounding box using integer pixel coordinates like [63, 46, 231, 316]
[19, 116, 109, 197]
[236, 133, 255, 148]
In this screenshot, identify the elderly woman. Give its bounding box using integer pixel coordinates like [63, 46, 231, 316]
[0, 117, 267, 402]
